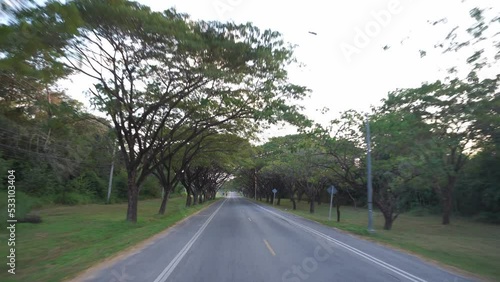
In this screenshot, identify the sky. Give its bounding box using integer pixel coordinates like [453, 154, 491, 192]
[59, 0, 500, 141]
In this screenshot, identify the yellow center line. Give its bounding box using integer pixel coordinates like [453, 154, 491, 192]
[263, 239, 276, 256]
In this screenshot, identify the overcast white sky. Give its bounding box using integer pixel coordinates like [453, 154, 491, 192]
[61, 0, 500, 141]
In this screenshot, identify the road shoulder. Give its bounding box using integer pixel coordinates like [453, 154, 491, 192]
[67, 199, 221, 282]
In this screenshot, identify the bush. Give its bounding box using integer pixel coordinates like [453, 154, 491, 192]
[69, 170, 107, 199]
[113, 170, 129, 199]
[476, 212, 500, 224]
[105, 195, 126, 204]
[18, 214, 42, 223]
[407, 205, 441, 217]
[140, 176, 161, 200]
[407, 206, 431, 217]
[16, 166, 62, 196]
[53, 191, 94, 205]
[0, 191, 43, 228]
[0, 155, 13, 189]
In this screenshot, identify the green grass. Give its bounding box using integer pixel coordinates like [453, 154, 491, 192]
[0, 196, 219, 282]
[259, 199, 500, 281]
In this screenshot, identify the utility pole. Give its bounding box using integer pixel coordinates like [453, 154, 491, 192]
[106, 143, 116, 204]
[366, 114, 374, 233]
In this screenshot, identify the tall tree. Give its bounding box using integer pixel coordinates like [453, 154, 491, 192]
[382, 77, 498, 224]
[368, 110, 427, 229]
[10, 0, 309, 222]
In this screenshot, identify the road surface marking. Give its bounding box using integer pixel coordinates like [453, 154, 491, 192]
[253, 202, 427, 282]
[263, 239, 276, 256]
[248, 217, 252, 222]
[153, 199, 226, 282]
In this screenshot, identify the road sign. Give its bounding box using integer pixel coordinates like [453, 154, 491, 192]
[328, 185, 336, 221]
[272, 189, 277, 205]
[327, 186, 337, 195]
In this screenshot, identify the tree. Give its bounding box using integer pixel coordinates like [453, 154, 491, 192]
[381, 77, 498, 225]
[455, 146, 500, 222]
[258, 135, 307, 209]
[368, 110, 428, 230]
[178, 132, 250, 207]
[381, 4, 500, 225]
[277, 134, 327, 213]
[318, 110, 366, 209]
[12, 0, 309, 222]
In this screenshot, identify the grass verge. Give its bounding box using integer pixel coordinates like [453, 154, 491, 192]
[257, 199, 500, 281]
[0, 196, 218, 282]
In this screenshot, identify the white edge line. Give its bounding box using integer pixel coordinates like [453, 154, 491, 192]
[153, 199, 226, 282]
[252, 202, 427, 282]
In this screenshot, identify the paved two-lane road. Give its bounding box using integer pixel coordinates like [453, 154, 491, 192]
[75, 193, 474, 282]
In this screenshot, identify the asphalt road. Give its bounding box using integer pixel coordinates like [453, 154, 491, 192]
[75, 193, 474, 282]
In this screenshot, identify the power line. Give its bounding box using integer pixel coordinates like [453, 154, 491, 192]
[0, 143, 114, 169]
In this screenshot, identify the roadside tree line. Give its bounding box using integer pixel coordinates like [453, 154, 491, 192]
[0, 0, 309, 222]
[233, 5, 500, 229]
[235, 78, 499, 230]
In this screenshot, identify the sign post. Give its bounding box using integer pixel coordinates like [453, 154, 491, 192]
[366, 114, 375, 232]
[327, 185, 337, 221]
[272, 189, 277, 205]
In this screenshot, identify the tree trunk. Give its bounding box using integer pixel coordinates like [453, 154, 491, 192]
[291, 197, 296, 210]
[442, 190, 452, 225]
[376, 200, 395, 230]
[436, 175, 456, 225]
[277, 195, 281, 206]
[158, 188, 171, 215]
[126, 171, 139, 223]
[192, 191, 198, 206]
[316, 194, 321, 205]
[185, 192, 192, 207]
[309, 199, 315, 213]
[336, 200, 341, 222]
[442, 175, 457, 225]
[380, 206, 398, 230]
[346, 189, 357, 209]
[383, 214, 393, 230]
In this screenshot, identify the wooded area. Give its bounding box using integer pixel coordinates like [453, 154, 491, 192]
[0, 0, 309, 223]
[0, 0, 499, 230]
[231, 7, 500, 229]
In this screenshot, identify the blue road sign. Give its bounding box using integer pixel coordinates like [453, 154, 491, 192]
[327, 186, 337, 195]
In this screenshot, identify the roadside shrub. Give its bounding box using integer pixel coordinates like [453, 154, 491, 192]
[0, 155, 13, 189]
[18, 214, 42, 223]
[407, 205, 441, 217]
[113, 170, 129, 199]
[0, 191, 42, 228]
[70, 170, 107, 199]
[53, 191, 94, 205]
[105, 195, 126, 204]
[476, 212, 500, 224]
[17, 166, 62, 196]
[140, 176, 161, 200]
